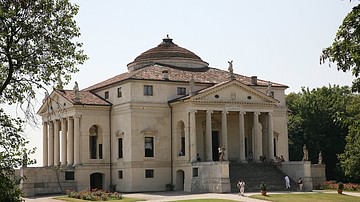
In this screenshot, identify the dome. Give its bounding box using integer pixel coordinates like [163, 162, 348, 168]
[127, 36, 209, 72]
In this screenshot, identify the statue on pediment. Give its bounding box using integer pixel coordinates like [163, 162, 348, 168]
[73, 81, 80, 102]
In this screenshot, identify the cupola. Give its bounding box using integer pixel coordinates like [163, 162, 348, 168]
[127, 35, 209, 72]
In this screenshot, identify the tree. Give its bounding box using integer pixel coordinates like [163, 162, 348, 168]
[0, 0, 87, 200]
[0, 0, 87, 116]
[0, 109, 36, 201]
[320, 4, 360, 92]
[286, 85, 352, 180]
[337, 95, 360, 182]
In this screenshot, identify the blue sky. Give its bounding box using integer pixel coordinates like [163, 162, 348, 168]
[21, 0, 360, 165]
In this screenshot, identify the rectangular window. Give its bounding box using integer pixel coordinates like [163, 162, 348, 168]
[193, 168, 198, 177]
[118, 170, 123, 179]
[99, 144, 103, 159]
[145, 169, 154, 178]
[117, 87, 122, 98]
[177, 87, 186, 95]
[65, 171, 75, 180]
[118, 138, 123, 159]
[144, 137, 154, 157]
[144, 85, 153, 96]
[105, 91, 109, 99]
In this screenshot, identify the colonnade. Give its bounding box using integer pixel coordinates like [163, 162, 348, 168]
[189, 109, 274, 163]
[42, 116, 81, 167]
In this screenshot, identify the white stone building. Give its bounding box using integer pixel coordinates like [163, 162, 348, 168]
[35, 36, 293, 194]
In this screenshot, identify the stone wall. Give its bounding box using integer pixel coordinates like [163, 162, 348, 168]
[19, 167, 77, 197]
[311, 164, 326, 189]
[191, 161, 230, 193]
[280, 161, 313, 191]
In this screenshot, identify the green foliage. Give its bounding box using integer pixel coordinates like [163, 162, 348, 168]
[320, 4, 360, 92]
[286, 85, 353, 180]
[0, 109, 36, 201]
[250, 192, 360, 202]
[337, 95, 360, 182]
[338, 182, 344, 190]
[0, 0, 87, 200]
[0, 0, 88, 108]
[322, 181, 360, 191]
[260, 182, 267, 191]
[66, 189, 123, 201]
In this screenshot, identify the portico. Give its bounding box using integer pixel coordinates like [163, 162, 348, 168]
[42, 116, 80, 167]
[185, 108, 275, 164]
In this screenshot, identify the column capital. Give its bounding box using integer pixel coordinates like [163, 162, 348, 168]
[254, 111, 260, 116]
[206, 110, 213, 114]
[188, 109, 198, 114]
[222, 110, 229, 114]
[239, 111, 246, 115]
[268, 111, 274, 116]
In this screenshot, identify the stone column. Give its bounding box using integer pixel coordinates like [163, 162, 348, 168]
[74, 115, 81, 165]
[268, 112, 274, 160]
[42, 121, 48, 167]
[67, 117, 74, 166]
[221, 110, 228, 161]
[205, 110, 213, 161]
[239, 111, 246, 162]
[61, 118, 67, 166]
[54, 120, 60, 166]
[253, 111, 260, 162]
[184, 120, 190, 161]
[48, 121, 54, 166]
[190, 110, 197, 162]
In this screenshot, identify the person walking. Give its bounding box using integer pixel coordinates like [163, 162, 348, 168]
[237, 179, 246, 196]
[297, 177, 303, 191]
[285, 175, 291, 190]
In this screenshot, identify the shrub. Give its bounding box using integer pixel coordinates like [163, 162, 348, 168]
[338, 182, 344, 190]
[66, 189, 122, 201]
[260, 182, 267, 191]
[322, 181, 360, 191]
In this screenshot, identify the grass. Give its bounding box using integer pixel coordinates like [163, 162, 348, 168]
[250, 192, 360, 202]
[55, 196, 237, 202]
[176, 200, 238, 202]
[54, 195, 144, 202]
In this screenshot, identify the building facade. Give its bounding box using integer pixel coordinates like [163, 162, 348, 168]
[36, 36, 290, 193]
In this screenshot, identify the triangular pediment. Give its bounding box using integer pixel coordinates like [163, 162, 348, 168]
[37, 90, 74, 115]
[190, 80, 278, 104]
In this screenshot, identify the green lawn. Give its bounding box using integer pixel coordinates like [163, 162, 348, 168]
[54, 196, 144, 202]
[250, 192, 360, 202]
[175, 200, 238, 202]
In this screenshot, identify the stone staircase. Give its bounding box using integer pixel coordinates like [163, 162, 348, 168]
[229, 163, 297, 192]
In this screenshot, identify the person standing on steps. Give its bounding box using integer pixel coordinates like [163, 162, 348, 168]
[285, 175, 291, 190]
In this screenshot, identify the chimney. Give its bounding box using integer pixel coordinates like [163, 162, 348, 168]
[162, 70, 169, 80]
[251, 76, 257, 85]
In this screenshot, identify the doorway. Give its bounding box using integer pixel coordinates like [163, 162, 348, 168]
[212, 131, 219, 161]
[90, 173, 103, 190]
[175, 170, 185, 191]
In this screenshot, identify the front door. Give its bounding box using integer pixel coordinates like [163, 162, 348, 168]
[212, 131, 219, 161]
[90, 173, 103, 190]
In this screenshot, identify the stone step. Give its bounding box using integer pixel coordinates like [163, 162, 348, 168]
[229, 163, 298, 192]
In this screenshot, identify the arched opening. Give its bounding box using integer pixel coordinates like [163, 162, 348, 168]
[89, 126, 98, 159]
[177, 121, 185, 156]
[175, 170, 185, 191]
[89, 125, 103, 159]
[90, 172, 103, 190]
